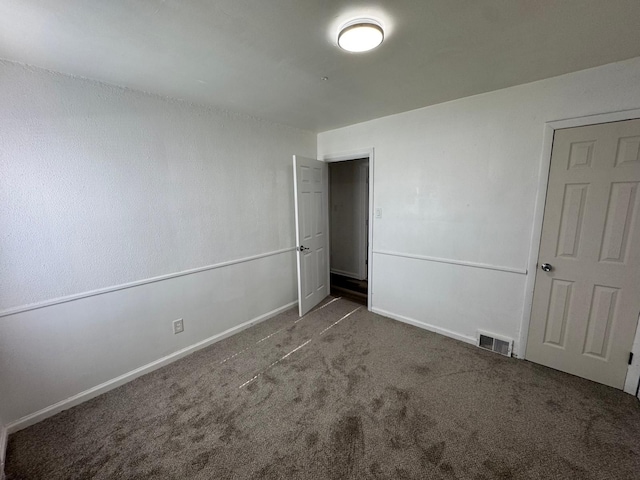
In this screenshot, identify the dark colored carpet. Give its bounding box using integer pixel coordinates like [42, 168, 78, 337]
[6, 297, 640, 479]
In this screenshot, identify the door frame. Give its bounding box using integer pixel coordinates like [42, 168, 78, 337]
[322, 148, 375, 311]
[519, 108, 640, 395]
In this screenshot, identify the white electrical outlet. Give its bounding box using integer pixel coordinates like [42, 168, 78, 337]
[375, 207, 382, 219]
[173, 318, 184, 334]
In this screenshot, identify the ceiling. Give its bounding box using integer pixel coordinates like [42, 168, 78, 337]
[2, 1, 640, 132]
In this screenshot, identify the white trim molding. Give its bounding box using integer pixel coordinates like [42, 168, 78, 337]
[0, 247, 296, 318]
[5, 301, 297, 434]
[321, 147, 372, 163]
[373, 250, 527, 275]
[624, 316, 640, 396]
[519, 108, 640, 392]
[372, 307, 477, 346]
[330, 268, 361, 279]
[0, 424, 7, 480]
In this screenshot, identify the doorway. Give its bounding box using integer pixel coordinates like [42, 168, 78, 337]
[328, 158, 369, 305]
[526, 118, 640, 389]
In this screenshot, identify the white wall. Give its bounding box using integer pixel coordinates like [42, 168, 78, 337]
[0, 61, 314, 310]
[329, 159, 368, 279]
[318, 56, 640, 354]
[0, 60, 315, 427]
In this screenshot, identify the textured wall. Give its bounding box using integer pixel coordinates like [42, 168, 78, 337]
[318, 57, 640, 352]
[0, 60, 315, 310]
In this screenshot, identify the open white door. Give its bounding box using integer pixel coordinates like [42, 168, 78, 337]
[293, 155, 329, 316]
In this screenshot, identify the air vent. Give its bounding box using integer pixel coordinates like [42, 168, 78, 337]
[477, 330, 513, 357]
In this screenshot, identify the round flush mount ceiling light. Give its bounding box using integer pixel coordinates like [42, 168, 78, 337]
[337, 19, 384, 53]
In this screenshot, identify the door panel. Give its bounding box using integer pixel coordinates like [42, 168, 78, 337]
[600, 182, 638, 262]
[304, 252, 313, 297]
[316, 247, 326, 292]
[556, 183, 588, 258]
[527, 119, 640, 389]
[293, 155, 329, 316]
[543, 279, 572, 347]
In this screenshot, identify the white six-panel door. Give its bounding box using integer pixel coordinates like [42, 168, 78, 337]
[527, 119, 640, 389]
[293, 155, 329, 316]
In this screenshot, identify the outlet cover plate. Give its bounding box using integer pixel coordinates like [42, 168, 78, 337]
[173, 318, 184, 334]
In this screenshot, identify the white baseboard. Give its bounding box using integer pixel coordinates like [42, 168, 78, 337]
[6, 300, 297, 434]
[330, 268, 362, 280]
[0, 424, 7, 480]
[372, 307, 477, 346]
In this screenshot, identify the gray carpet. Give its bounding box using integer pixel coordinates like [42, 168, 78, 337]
[6, 297, 640, 479]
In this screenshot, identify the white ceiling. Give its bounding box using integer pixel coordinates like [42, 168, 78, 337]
[2, 1, 640, 132]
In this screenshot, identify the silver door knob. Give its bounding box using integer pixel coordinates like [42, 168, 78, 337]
[541, 263, 553, 272]
[297, 246, 309, 252]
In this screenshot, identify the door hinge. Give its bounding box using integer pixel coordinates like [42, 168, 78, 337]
[629, 352, 634, 365]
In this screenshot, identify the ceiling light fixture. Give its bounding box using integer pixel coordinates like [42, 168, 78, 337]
[337, 19, 384, 53]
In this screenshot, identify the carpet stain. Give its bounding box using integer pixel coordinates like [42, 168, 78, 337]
[255, 463, 280, 480]
[397, 404, 408, 419]
[583, 413, 602, 448]
[422, 440, 446, 466]
[331, 354, 347, 372]
[346, 365, 367, 395]
[327, 415, 364, 479]
[412, 364, 432, 376]
[554, 456, 590, 477]
[389, 435, 406, 450]
[391, 386, 410, 402]
[190, 412, 213, 429]
[440, 461, 455, 475]
[186, 451, 211, 474]
[481, 458, 514, 479]
[305, 431, 319, 447]
[130, 452, 148, 465]
[546, 398, 564, 412]
[311, 385, 328, 408]
[394, 467, 414, 479]
[369, 461, 384, 478]
[417, 413, 438, 430]
[263, 373, 278, 385]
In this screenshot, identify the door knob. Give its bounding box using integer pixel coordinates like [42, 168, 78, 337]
[541, 263, 553, 272]
[297, 246, 310, 252]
